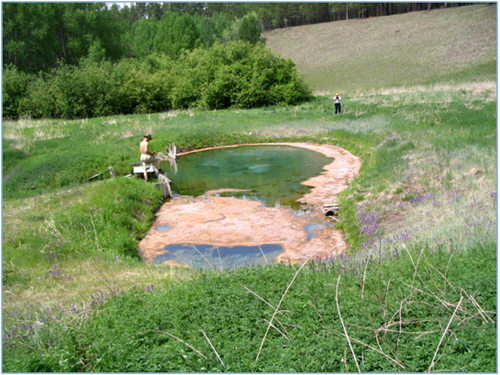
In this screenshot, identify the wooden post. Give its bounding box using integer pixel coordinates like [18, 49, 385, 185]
[167, 142, 177, 160]
[153, 166, 173, 197]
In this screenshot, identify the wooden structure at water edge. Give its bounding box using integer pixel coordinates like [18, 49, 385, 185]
[321, 203, 340, 216]
[130, 143, 177, 198]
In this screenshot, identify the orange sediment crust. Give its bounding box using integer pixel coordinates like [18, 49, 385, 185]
[138, 143, 361, 265]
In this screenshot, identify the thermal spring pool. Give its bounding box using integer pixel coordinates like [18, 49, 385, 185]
[138, 143, 362, 269]
[166, 145, 335, 209]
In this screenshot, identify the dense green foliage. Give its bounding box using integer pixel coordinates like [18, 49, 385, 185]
[3, 242, 496, 372]
[3, 179, 163, 275]
[3, 3, 126, 74]
[4, 41, 311, 119]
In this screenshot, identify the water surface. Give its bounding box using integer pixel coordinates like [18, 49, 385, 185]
[154, 243, 284, 269]
[167, 145, 333, 209]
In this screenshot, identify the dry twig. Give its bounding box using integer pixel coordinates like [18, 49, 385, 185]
[190, 244, 214, 270]
[148, 330, 208, 360]
[336, 275, 361, 372]
[426, 296, 464, 372]
[332, 328, 407, 370]
[255, 251, 319, 362]
[200, 329, 225, 368]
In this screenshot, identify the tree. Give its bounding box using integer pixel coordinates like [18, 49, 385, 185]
[3, 3, 127, 73]
[130, 17, 159, 58]
[153, 12, 200, 58]
[3, 3, 58, 73]
[237, 12, 262, 44]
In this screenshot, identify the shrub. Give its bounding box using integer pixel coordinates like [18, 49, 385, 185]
[2, 64, 30, 119]
[6, 40, 311, 119]
[19, 72, 58, 119]
[119, 61, 174, 114]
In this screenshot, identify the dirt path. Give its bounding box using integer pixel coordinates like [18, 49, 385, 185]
[138, 143, 361, 265]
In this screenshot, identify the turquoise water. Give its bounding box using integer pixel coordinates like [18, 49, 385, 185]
[167, 145, 333, 209]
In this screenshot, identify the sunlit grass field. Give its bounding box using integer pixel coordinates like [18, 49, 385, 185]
[264, 4, 497, 91]
[2, 4, 497, 372]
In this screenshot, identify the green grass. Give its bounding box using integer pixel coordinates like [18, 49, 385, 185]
[3, 243, 496, 372]
[3, 84, 496, 372]
[2, 4, 497, 372]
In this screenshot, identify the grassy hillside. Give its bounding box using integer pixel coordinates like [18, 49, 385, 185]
[264, 4, 497, 92]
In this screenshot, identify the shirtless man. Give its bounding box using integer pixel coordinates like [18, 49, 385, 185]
[140, 134, 162, 180]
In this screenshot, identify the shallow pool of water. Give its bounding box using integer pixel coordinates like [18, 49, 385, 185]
[167, 145, 333, 209]
[153, 243, 284, 269]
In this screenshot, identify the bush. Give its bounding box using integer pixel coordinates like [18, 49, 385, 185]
[2, 64, 30, 119]
[6, 41, 311, 119]
[119, 58, 174, 114]
[176, 41, 312, 110]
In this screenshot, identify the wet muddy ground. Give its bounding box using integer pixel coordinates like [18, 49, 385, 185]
[138, 143, 361, 266]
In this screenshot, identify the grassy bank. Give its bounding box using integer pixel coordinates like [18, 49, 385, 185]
[3, 80, 496, 371]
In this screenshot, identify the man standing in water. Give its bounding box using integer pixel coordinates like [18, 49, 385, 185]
[140, 134, 162, 181]
[334, 93, 342, 114]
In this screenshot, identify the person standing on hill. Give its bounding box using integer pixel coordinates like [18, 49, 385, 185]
[140, 134, 162, 181]
[334, 93, 342, 114]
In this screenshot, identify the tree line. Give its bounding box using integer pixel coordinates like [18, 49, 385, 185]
[3, 2, 469, 75]
[3, 3, 263, 75]
[3, 2, 470, 119]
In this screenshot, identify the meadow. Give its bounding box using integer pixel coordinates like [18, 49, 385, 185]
[264, 4, 497, 92]
[2, 4, 497, 372]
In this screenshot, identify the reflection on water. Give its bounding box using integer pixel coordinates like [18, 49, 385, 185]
[153, 243, 284, 270]
[167, 145, 333, 210]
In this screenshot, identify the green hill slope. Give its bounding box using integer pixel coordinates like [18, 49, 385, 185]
[263, 4, 497, 92]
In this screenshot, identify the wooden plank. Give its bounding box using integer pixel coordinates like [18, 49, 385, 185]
[84, 172, 103, 181]
[133, 165, 155, 174]
[165, 181, 172, 197]
[158, 174, 172, 184]
[167, 142, 177, 159]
